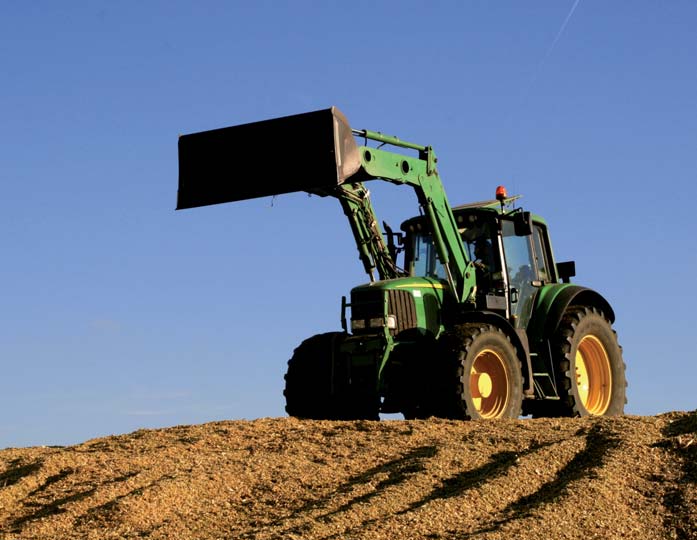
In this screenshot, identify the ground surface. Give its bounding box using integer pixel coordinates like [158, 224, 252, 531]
[1, 412, 695, 540]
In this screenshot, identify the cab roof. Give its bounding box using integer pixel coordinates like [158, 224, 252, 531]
[399, 195, 548, 232]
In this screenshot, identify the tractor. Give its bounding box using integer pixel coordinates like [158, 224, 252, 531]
[177, 107, 626, 420]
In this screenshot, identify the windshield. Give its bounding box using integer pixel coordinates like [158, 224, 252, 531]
[411, 216, 496, 279]
[413, 232, 447, 279]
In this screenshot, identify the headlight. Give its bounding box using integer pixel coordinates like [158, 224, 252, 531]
[368, 317, 384, 328]
[352, 316, 398, 331]
[351, 319, 366, 330]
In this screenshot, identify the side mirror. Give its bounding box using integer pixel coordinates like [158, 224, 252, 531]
[514, 211, 533, 236]
[383, 221, 404, 262]
[557, 261, 576, 283]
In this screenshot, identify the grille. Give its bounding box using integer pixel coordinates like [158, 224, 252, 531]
[350, 290, 383, 321]
[387, 290, 418, 334]
[351, 289, 417, 335]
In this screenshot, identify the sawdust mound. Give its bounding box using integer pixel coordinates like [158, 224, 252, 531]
[1, 412, 696, 539]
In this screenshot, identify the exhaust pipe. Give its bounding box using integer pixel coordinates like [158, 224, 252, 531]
[177, 106, 361, 210]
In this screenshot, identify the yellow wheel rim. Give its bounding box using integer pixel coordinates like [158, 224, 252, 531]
[470, 348, 510, 418]
[575, 335, 612, 415]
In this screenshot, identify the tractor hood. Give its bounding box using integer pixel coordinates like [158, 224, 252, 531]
[177, 107, 361, 210]
[349, 277, 448, 338]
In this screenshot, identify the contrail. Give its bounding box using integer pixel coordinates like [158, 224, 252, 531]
[502, 0, 583, 184]
[543, 0, 582, 64]
[521, 0, 582, 100]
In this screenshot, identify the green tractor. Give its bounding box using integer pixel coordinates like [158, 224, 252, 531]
[177, 107, 626, 420]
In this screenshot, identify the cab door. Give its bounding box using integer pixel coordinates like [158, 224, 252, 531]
[501, 220, 540, 328]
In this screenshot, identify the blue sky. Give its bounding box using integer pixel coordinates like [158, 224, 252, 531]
[2, 1, 696, 448]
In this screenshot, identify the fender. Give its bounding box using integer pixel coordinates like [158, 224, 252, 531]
[528, 284, 615, 344]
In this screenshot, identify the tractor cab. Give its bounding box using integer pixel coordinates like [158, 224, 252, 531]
[401, 196, 555, 331]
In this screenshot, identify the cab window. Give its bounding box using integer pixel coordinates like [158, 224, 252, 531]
[532, 225, 551, 282]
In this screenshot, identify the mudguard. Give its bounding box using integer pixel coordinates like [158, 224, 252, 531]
[528, 284, 615, 344]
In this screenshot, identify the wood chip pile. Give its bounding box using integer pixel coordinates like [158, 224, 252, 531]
[1, 412, 695, 539]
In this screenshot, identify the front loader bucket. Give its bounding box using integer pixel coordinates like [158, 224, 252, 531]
[177, 106, 361, 210]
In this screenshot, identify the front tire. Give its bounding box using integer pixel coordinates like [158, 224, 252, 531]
[435, 323, 523, 420]
[284, 332, 379, 420]
[284, 332, 344, 419]
[552, 306, 626, 416]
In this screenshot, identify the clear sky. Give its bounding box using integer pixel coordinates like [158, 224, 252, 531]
[2, 1, 696, 448]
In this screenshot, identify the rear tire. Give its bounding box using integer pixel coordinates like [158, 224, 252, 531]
[434, 323, 523, 420]
[551, 306, 626, 417]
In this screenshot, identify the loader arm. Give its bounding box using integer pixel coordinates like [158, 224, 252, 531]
[342, 130, 476, 302]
